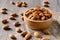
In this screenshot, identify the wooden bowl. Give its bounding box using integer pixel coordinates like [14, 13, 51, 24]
[24, 8, 54, 30]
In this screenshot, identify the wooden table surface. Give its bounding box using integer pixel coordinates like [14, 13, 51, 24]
[0, 0, 60, 40]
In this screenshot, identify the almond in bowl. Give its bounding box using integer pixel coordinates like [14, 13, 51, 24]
[24, 6, 54, 30]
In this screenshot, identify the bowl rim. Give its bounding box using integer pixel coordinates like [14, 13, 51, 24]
[24, 7, 54, 22]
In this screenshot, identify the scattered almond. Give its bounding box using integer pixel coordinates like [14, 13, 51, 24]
[16, 28, 22, 33]
[1, 8, 7, 11]
[2, 25, 9, 30]
[41, 37, 48, 40]
[13, 21, 21, 27]
[9, 16, 16, 20]
[21, 16, 24, 21]
[34, 32, 41, 38]
[2, 19, 8, 24]
[20, 31, 27, 37]
[43, 29, 51, 35]
[43, 4, 49, 7]
[10, 12, 17, 17]
[15, 2, 22, 7]
[10, 1, 15, 5]
[9, 34, 16, 39]
[25, 33, 31, 40]
[1, 10, 7, 14]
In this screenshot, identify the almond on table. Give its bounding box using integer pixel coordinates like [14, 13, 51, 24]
[21, 3, 27, 7]
[21, 2, 27, 7]
[1, 10, 7, 14]
[9, 34, 16, 39]
[20, 31, 27, 37]
[22, 2, 27, 5]
[2, 19, 8, 24]
[9, 16, 16, 20]
[34, 31, 41, 38]
[25, 33, 32, 40]
[43, 4, 49, 7]
[2, 25, 9, 30]
[13, 21, 21, 27]
[10, 12, 18, 17]
[16, 28, 22, 33]
[43, 0, 49, 4]
[21, 16, 24, 21]
[1, 8, 8, 11]
[41, 37, 49, 40]
[10, 1, 15, 5]
[15, 2, 22, 7]
[43, 29, 51, 35]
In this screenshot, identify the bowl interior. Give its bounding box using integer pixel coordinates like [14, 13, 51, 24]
[24, 8, 54, 22]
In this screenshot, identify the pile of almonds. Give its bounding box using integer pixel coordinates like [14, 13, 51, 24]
[10, 1, 27, 7]
[25, 6, 52, 20]
[15, 2, 27, 7]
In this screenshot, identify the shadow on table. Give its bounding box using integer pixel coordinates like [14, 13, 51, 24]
[49, 20, 60, 37]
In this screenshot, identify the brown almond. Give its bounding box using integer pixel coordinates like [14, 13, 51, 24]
[44, 1, 49, 4]
[39, 13, 44, 17]
[33, 11, 40, 18]
[15, 2, 20, 6]
[34, 32, 41, 38]
[31, 17, 37, 20]
[15, 2, 22, 7]
[2, 19, 8, 24]
[16, 28, 22, 33]
[43, 11, 47, 14]
[20, 31, 27, 37]
[1, 8, 7, 11]
[2, 25, 9, 30]
[20, 13, 23, 16]
[13, 21, 20, 27]
[41, 8, 47, 11]
[21, 3, 27, 7]
[1, 10, 7, 14]
[43, 29, 51, 35]
[10, 1, 15, 5]
[25, 11, 32, 16]
[21, 16, 24, 21]
[28, 14, 33, 19]
[10, 12, 17, 17]
[25, 33, 31, 40]
[22, 2, 27, 5]
[43, 4, 49, 7]
[9, 16, 16, 20]
[9, 34, 16, 39]
[44, 13, 52, 18]
[41, 37, 48, 40]
[41, 16, 45, 20]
